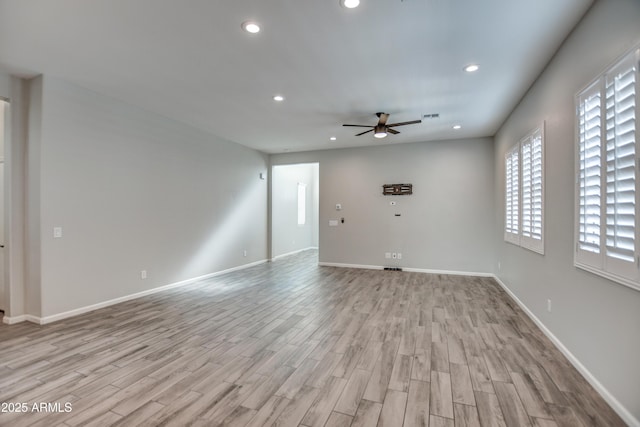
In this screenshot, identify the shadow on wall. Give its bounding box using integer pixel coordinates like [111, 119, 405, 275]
[178, 180, 264, 279]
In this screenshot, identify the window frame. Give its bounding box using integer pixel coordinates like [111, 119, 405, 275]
[505, 144, 521, 245]
[574, 45, 640, 292]
[504, 124, 545, 255]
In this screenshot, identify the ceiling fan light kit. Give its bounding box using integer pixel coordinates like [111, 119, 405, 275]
[374, 126, 387, 138]
[340, 0, 360, 9]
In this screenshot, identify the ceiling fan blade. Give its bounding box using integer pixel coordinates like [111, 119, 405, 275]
[376, 112, 389, 126]
[355, 129, 374, 136]
[387, 119, 422, 127]
[343, 124, 373, 128]
[387, 128, 400, 135]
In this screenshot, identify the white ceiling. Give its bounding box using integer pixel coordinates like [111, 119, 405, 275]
[0, 0, 593, 153]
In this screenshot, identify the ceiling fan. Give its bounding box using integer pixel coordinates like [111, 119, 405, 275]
[343, 112, 422, 138]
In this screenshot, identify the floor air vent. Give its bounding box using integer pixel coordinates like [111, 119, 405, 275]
[383, 267, 403, 271]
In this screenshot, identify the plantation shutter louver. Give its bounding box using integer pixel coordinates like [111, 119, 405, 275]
[521, 129, 544, 253]
[505, 145, 520, 244]
[604, 55, 637, 278]
[577, 85, 603, 261]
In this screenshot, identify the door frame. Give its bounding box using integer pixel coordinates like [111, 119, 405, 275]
[269, 162, 320, 261]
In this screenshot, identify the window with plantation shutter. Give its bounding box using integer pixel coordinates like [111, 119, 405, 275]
[577, 84, 603, 265]
[521, 128, 544, 253]
[505, 145, 520, 244]
[575, 46, 640, 291]
[605, 55, 636, 278]
[504, 126, 544, 253]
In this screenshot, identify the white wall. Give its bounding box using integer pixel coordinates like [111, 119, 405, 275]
[494, 0, 640, 422]
[272, 137, 495, 273]
[28, 76, 268, 318]
[271, 163, 319, 258]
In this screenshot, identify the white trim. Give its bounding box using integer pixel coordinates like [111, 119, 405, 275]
[504, 123, 545, 255]
[318, 262, 383, 270]
[2, 315, 40, 324]
[271, 247, 317, 261]
[492, 275, 640, 427]
[575, 261, 640, 292]
[403, 267, 494, 277]
[3, 314, 29, 324]
[574, 45, 640, 292]
[5, 259, 268, 325]
[318, 262, 493, 277]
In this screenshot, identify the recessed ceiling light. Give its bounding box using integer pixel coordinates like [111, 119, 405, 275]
[241, 21, 261, 34]
[330, 137, 337, 141]
[464, 64, 479, 73]
[273, 95, 285, 102]
[340, 0, 360, 9]
[453, 125, 462, 130]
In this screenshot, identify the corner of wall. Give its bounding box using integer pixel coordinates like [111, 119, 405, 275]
[24, 75, 44, 318]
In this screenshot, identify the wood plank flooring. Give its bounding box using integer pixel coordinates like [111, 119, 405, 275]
[0, 250, 625, 426]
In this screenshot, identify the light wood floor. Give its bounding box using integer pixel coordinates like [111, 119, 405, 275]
[0, 250, 625, 426]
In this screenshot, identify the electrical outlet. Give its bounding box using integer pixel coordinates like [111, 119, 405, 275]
[498, 261, 501, 270]
[243, 250, 247, 257]
[385, 252, 391, 259]
[392, 253, 397, 259]
[547, 299, 552, 312]
[53, 227, 63, 238]
[397, 253, 402, 260]
[141, 270, 147, 279]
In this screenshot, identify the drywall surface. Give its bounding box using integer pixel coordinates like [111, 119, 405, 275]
[26, 76, 43, 317]
[494, 0, 640, 421]
[272, 137, 495, 273]
[272, 163, 319, 258]
[35, 77, 268, 317]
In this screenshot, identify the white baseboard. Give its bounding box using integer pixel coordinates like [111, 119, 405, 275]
[2, 314, 41, 324]
[3, 314, 27, 324]
[271, 247, 317, 261]
[403, 267, 494, 277]
[7, 259, 268, 326]
[318, 262, 383, 270]
[492, 275, 639, 427]
[318, 262, 493, 278]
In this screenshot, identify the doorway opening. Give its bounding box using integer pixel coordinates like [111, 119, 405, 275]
[271, 163, 319, 261]
[0, 99, 7, 315]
